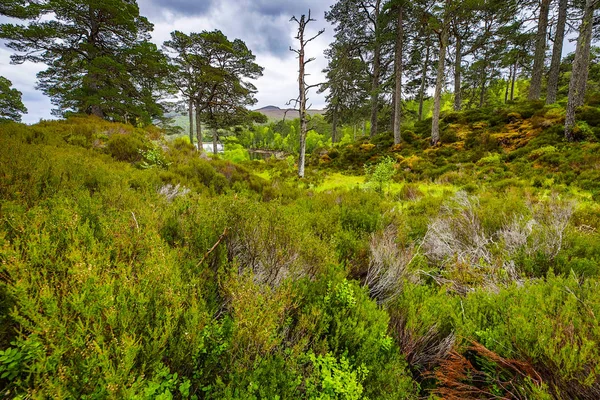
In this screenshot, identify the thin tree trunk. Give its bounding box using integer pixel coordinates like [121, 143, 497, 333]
[370, 45, 381, 138]
[431, 25, 449, 145]
[505, 67, 512, 104]
[479, 52, 487, 108]
[212, 129, 218, 155]
[298, 21, 308, 178]
[195, 104, 202, 151]
[565, 0, 595, 141]
[546, 0, 568, 104]
[363, 120, 366, 136]
[188, 99, 194, 146]
[528, 0, 551, 100]
[393, 6, 404, 145]
[370, 0, 382, 138]
[332, 108, 338, 144]
[511, 60, 518, 101]
[454, 36, 462, 111]
[418, 44, 430, 121]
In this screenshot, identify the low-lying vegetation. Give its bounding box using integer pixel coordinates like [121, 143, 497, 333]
[1, 111, 600, 398]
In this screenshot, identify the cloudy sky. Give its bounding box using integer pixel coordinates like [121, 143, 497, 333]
[0, 0, 336, 123]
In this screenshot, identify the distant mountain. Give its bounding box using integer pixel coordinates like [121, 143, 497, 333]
[256, 105, 281, 111]
[254, 106, 325, 121]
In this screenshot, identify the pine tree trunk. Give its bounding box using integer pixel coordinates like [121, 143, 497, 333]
[453, 36, 462, 111]
[195, 104, 202, 151]
[418, 44, 430, 121]
[575, 26, 593, 107]
[565, 0, 595, 141]
[393, 6, 404, 145]
[546, 0, 568, 104]
[188, 99, 194, 146]
[511, 60, 518, 101]
[528, 0, 551, 100]
[370, 0, 381, 139]
[431, 25, 449, 145]
[370, 44, 381, 138]
[212, 129, 218, 155]
[505, 67, 512, 104]
[332, 108, 338, 144]
[479, 52, 487, 108]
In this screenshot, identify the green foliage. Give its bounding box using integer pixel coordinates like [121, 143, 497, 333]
[365, 156, 397, 193]
[0, 0, 169, 124]
[305, 353, 368, 400]
[3, 111, 600, 399]
[0, 76, 27, 122]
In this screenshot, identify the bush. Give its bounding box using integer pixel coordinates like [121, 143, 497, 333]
[105, 133, 146, 162]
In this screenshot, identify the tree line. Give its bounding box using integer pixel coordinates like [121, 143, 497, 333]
[322, 0, 600, 144]
[1, 0, 599, 149]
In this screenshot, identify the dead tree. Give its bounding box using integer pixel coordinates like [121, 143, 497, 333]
[289, 10, 324, 178]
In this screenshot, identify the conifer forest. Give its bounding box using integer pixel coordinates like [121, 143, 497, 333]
[2, 0, 600, 398]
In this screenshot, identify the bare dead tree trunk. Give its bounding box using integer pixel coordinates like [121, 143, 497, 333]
[565, 0, 595, 141]
[188, 98, 194, 146]
[453, 35, 462, 111]
[290, 10, 325, 178]
[418, 43, 430, 122]
[546, 0, 568, 104]
[528, 0, 551, 100]
[431, 22, 449, 145]
[393, 5, 404, 145]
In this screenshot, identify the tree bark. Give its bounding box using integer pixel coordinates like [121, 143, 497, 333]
[418, 44, 430, 121]
[575, 26, 593, 107]
[545, 0, 568, 104]
[479, 51, 487, 108]
[370, 40, 381, 138]
[453, 35, 462, 111]
[393, 5, 404, 145]
[195, 103, 202, 151]
[331, 107, 338, 144]
[528, 0, 551, 100]
[431, 24, 449, 145]
[212, 129, 218, 155]
[511, 60, 518, 101]
[565, 0, 595, 141]
[505, 67, 512, 104]
[188, 99, 194, 146]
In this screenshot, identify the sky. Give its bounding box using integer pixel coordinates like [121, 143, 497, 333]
[0, 0, 336, 124]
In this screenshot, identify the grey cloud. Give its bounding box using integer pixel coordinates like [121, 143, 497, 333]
[138, 0, 330, 20]
[138, 0, 215, 20]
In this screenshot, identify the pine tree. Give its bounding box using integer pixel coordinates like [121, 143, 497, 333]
[0, 0, 168, 125]
[326, 0, 388, 138]
[0, 76, 27, 122]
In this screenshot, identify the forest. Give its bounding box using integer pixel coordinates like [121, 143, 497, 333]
[1, 0, 600, 399]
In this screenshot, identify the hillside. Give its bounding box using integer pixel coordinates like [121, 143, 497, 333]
[254, 105, 326, 121]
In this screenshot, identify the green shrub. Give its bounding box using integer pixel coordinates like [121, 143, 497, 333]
[105, 133, 146, 162]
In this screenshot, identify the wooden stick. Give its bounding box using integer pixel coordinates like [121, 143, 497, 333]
[197, 227, 228, 267]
